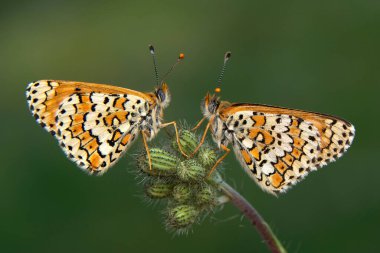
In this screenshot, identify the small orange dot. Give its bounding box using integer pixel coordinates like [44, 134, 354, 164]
[179, 53, 185, 59]
[215, 87, 221, 93]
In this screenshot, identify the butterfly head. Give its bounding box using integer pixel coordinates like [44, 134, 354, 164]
[155, 82, 171, 108]
[201, 93, 221, 118]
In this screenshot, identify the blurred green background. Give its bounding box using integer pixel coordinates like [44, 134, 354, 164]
[1, 0, 379, 252]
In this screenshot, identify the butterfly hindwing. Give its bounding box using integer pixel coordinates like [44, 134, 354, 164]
[26, 80, 153, 174]
[221, 104, 355, 194]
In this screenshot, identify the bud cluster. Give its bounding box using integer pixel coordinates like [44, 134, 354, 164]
[135, 130, 223, 233]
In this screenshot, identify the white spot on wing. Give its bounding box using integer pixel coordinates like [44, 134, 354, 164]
[262, 162, 275, 175]
[242, 138, 253, 149]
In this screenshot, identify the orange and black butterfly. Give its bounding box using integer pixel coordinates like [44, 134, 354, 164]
[26, 46, 186, 175]
[193, 52, 355, 195]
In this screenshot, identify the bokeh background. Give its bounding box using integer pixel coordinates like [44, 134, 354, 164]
[1, 1, 379, 252]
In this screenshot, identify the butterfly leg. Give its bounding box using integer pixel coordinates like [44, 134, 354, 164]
[160, 121, 189, 158]
[208, 144, 230, 177]
[141, 131, 152, 170]
[191, 117, 206, 131]
[190, 121, 211, 157]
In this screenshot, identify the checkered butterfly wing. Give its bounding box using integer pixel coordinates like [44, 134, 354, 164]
[26, 80, 154, 174]
[220, 104, 355, 194]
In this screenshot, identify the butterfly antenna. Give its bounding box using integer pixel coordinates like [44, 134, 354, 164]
[215, 51, 231, 93]
[161, 53, 185, 83]
[149, 44, 160, 86]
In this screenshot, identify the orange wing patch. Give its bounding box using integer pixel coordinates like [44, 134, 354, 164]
[251, 115, 265, 127]
[274, 160, 288, 174]
[241, 149, 253, 164]
[270, 172, 284, 188]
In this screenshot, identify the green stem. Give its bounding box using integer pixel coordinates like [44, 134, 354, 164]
[218, 180, 287, 253]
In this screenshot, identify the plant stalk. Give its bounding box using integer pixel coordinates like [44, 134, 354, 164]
[218, 180, 287, 253]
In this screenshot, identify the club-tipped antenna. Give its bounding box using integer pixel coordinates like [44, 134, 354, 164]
[215, 51, 231, 93]
[160, 53, 185, 83]
[149, 44, 160, 86]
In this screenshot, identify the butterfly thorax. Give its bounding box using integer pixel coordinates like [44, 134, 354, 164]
[143, 83, 170, 140]
[201, 96, 233, 148]
[141, 96, 165, 140]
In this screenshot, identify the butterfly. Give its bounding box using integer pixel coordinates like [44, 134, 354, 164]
[192, 52, 355, 195]
[26, 46, 187, 175]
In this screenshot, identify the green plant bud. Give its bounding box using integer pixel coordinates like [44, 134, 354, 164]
[197, 147, 217, 167]
[177, 159, 206, 182]
[173, 130, 198, 156]
[140, 148, 179, 176]
[172, 183, 193, 203]
[195, 184, 217, 207]
[145, 180, 173, 199]
[166, 204, 200, 229]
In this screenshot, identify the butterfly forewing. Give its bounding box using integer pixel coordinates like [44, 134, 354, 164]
[26, 80, 155, 174]
[220, 104, 355, 194]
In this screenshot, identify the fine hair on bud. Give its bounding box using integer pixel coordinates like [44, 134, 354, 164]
[197, 146, 218, 168]
[195, 183, 217, 209]
[139, 148, 179, 176]
[172, 183, 193, 203]
[165, 204, 200, 232]
[177, 159, 206, 182]
[173, 129, 199, 156]
[145, 179, 174, 199]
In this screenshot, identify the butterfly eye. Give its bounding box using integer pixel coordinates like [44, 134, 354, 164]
[208, 99, 219, 114]
[156, 89, 166, 102]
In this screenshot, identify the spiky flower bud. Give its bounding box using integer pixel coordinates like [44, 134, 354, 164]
[173, 130, 198, 156]
[134, 125, 228, 234]
[172, 183, 193, 203]
[145, 180, 173, 199]
[195, 184, 217, 207]
[139, 148, 179, 176]
[197, 146, 217, 167]
[177, 159, 206, 182]
[166, 204, 200, 229]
